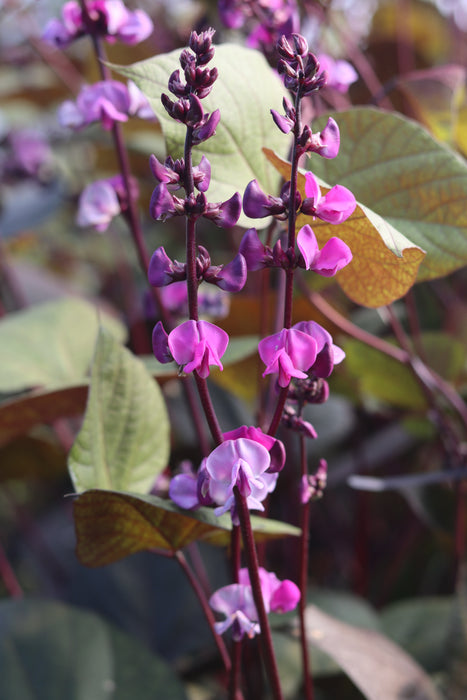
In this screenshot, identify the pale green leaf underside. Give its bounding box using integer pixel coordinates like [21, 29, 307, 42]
[68, 329, 170, 495]
[113, 44, 290, 228]
[311, 107, 467, 281]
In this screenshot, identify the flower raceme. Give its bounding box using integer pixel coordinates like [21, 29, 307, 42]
[209, 567, 300, 640]
[58, 81, 155, 131]
[42, 0, 153, 48]
[152, 320, 228, 378]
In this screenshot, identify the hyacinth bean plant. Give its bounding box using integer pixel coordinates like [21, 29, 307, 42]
[2, 0, 467, 698]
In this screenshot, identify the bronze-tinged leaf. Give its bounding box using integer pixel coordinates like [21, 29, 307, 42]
[263, 148, 425, 308]
[73, 490, 301, 567]
[306, 605, 441, 700]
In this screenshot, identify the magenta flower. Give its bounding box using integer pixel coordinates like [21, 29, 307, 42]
[152, 320, 229, 378]
[209, 567, 300, 640]
[296, 224, 352, 276]
[205, 438, 278, 518]
[58, 81, 154, 131]
[223, 425, 286, 473]
[318, 54, 358, 93]
[301, 172, 356, 224]
[307, 117, 341, 159]
[42, 0, 153, 48]
[293, 321, 345, 378]
[243, 179, 286, 219]
[76, 176, 122, 231]
[258, 328, 318, 387]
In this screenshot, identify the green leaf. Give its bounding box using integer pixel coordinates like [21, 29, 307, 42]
[73, 489, 301, 566]
[381, 597, 454, 672]
[0, 298, 126, 393]
[310, 107, 467, 282]
[68, 329, 170, 494]
[0, 599, 187, 700]
[113, 44, 289, 228]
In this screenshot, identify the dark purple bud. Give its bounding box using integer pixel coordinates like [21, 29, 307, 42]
[149, 154, 180, 189]
[196, 245, 212, 276]
[243, 179, 286, 219]
[277, 35, 295, 61]
[189, 28, 215, 58]
[214, 253, 247, 292]
[239, 228, 270, 270]
[179, 49, 195, 70]
[280, 181, 301, 212]
[186, 93, 204, 126]
[270, 109, 294, 134]
[148, 247, 175, 286]
[185, 191, 207, 218]
[204, 191, 241, 228]
[282, 405, 318, 438]
[192, 109, 221, 144]
[150, 183, 182, 220]
[292, 33, 308, 56]
[168, 69, 189, 97]
[152, 321, 172, 363]
[193, 155, 211, 192]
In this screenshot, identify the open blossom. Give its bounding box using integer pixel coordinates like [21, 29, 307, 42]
[223, 425, 286, 473]
[301, 172, 356, 224]
[258, 327, 318, 387]
[296, 224, 352, 276]
[293, 320, 345, 378]
[58, 80, 155, 131]
[152, 320, 229, 378]
[76, 178, 121, 231]
[318, 54, 358, 93]
[205, 439, 278, 518]
[209, 567, 300, 640]
[42, 0, 153, 49]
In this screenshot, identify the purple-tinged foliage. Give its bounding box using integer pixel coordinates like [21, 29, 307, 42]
[42, 0, 153, 48]
[152, 319, 229, 378]
[58, 80, 155, 131]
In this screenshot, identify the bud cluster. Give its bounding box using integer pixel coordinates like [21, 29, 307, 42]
[277, 34, 327, 96]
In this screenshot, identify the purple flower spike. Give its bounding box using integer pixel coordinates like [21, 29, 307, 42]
[223, 425, 286, 473]
[258, 328, 318, 387]
[243, 180, 286, 219]
[302, 172, 356, 224]
[296, 224, 352, 277]
[169, 320, 229, 377]
[205, 438, 278, 518]
[214, 253, 247, 293]
[76, 178, 121, 231]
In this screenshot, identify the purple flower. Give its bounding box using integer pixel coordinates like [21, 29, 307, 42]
[152, 320, 229, 378]
[305, 117, 340, 159]
[243, 180, 286, 219]
[296, 224, 352, 276]
[58, 80, 155, 131]
[42, 0, 153, 48]
[76, 176, 122, 231]
[209, 567, 300, 640]
[318, 54, 358, 93]
[204, 191, 242, 228]
[205, 438, 278, 518]
[301, 459, 327, 503]
[293, 321, 345, 378]
[223, 425, 286, 473]
[301, 172, 356, 224]
[6, 129, 53, 178]
[258, 328, 318, 387]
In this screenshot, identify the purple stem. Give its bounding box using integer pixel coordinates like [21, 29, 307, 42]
[298, 434, 314, 700]
[234, 487, 283, 700]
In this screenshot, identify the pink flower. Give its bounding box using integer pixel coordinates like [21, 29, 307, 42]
[223, 425, 285, 473]
[292, 321, 345, 378]
[301, 172, 356, 224]
[152, 320, 229, 378]
[205, 438, 278, 518]
[318, 54, 358, 93]
[258, 328, 318, 387]
[209, 567, 300, 640]
[76, 178, 121, 231]
[296, 224, 352, 276]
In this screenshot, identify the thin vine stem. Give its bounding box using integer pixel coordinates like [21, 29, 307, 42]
[298, 434, 314, 700]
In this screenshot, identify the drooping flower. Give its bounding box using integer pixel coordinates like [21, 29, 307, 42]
[292, 320, 345, 378]
[205, 438, 278, 519]
[258, 328, 318, 387]
[301, 172, 356, 224]
[209, 567, 300, 640]
[152, 320, 229, 378]
[58, 80, 155, 131]
[296, 224, 352, 276]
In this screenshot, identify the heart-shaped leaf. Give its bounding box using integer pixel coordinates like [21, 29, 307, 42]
[73, 489, 301, 566]
[68, 328, 170, 494]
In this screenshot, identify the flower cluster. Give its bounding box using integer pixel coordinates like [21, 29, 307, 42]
[42, 0, 153, 48]
[59, 81, 155, 132]
[209, 567, 300, 640]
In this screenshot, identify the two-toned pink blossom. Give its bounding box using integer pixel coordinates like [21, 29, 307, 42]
[152, 319, 228, 378]
[296, 224, 352, 276]
[301, 171, 356, 224]
[258, 327, 318, 387]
